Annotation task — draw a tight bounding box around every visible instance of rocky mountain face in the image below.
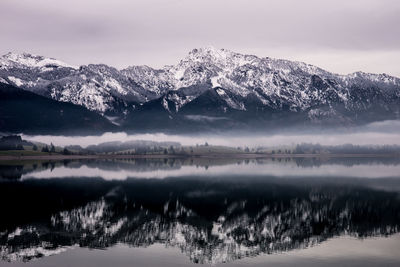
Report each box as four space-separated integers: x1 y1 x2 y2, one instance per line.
1 47 399 132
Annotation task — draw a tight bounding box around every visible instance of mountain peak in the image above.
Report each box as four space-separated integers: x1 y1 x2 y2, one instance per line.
179 46 257 73
187 46 238 61
1 52 77 70
4 51 39 59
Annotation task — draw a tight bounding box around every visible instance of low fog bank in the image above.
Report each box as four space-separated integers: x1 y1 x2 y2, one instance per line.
21 120 400 149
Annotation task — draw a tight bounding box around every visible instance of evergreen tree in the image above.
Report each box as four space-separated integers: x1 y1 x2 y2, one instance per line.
50 143 56 153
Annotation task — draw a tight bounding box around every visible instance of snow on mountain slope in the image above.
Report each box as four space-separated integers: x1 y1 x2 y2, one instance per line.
123 46 400 115
0 55 153 115
1 47 399 126
121 65 173 95
43 64 149 114
0 52 77 71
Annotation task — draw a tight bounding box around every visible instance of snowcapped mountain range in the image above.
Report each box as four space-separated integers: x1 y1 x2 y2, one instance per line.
1 47 399 132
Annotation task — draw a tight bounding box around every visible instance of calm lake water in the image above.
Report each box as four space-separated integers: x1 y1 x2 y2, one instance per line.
1 157 400 266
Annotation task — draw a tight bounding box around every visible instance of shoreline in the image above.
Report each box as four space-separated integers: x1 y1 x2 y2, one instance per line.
0 153 399 161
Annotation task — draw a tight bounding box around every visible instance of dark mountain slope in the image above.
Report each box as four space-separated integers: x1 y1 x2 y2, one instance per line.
0 83 116 134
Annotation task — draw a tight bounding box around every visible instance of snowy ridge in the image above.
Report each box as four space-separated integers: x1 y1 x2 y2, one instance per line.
1 47 400 126
0 52 77 71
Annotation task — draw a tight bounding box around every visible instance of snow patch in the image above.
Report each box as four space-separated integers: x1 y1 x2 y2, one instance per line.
211 76 221 88
0 77 9 84
162 98 170 112
173 69 185 80
104 77 126 95
7 76 24 87
216 88 226 96
105 116 122 126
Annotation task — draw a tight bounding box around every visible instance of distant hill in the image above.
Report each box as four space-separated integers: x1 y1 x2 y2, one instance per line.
0 135 33 150
0 83 115 134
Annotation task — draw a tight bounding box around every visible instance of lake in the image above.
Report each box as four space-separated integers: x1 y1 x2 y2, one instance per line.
1 156 400 266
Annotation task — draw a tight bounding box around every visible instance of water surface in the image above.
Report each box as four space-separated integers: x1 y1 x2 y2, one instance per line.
1 157 399 266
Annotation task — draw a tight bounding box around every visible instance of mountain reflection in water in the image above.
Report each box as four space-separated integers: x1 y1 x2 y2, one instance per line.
0 158 400 264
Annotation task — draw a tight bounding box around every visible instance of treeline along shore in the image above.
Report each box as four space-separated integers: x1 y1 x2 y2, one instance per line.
0 135 399 161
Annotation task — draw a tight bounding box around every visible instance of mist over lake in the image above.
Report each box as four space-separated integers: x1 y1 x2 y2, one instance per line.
19 120 400 148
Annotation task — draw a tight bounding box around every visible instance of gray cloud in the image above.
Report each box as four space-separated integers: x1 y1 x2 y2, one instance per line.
1 0 399 76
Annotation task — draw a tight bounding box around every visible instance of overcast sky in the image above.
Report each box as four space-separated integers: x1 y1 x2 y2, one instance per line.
1 0 399 76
